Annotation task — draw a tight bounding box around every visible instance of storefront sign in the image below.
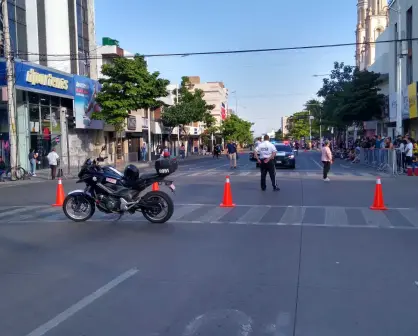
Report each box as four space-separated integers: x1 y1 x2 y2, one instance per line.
13 61 74 97
74 75 103 129
26 69 69 90
408 82 417 119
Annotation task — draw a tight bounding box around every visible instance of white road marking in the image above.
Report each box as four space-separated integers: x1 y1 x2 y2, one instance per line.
25 268 139 336
310 158 323 170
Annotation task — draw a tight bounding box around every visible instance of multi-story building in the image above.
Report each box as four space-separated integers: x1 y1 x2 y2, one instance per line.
281 116 289 136
367 0 418 138
356 0 389 70
25 0 97 78
0 0 102 172
185 76 228 151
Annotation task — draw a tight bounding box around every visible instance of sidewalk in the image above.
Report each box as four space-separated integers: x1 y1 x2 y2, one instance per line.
0 154 210 187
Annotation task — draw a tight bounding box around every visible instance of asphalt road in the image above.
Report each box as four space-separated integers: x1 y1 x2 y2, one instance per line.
1 151 418 335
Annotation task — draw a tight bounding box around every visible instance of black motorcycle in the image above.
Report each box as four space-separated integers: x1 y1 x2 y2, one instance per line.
62 148 177 224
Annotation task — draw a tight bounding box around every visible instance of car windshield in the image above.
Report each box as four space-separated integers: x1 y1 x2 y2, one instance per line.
275 145 292 152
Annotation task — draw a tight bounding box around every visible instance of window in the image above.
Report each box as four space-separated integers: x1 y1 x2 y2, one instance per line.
28 92 39 104
275 145 292 152
15 6 25 24
16 22 27 59
394 23 398 91
78 35 84 51
7 3 15 21
82 6 88 24
76 4 83 33
406 7 413 85
16 0 25 8
8 19 16 54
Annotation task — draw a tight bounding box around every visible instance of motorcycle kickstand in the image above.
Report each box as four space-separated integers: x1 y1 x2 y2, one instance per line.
112 212 124 222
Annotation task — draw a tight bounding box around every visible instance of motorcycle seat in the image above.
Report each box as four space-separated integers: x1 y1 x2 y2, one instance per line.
139 172 160 180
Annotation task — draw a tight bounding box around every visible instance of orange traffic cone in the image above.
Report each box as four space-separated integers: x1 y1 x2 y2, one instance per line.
52 178 65 207
220 175 235 207
152 182 159 191
370 177 387 210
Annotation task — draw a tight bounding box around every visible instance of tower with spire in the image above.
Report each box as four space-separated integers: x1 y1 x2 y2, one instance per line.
355 0 389 70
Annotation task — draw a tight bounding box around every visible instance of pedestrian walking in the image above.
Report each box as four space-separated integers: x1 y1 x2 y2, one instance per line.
255 135 279 191
226 140 237 169
47 148 59 180
321 140 333 181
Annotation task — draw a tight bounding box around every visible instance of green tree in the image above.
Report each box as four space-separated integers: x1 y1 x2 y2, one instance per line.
161 76 215 141
220 114 253 146
304 99 323 137
275 129 284 140
93 54 170 158
286 111 310 140
317 61 385 128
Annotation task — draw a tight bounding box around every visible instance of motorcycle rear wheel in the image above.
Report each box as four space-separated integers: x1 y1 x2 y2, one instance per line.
63 195 96 222
141 190 174 224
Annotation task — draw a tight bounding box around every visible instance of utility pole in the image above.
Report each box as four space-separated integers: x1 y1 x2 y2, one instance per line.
147 108 151 161
2 0 17 179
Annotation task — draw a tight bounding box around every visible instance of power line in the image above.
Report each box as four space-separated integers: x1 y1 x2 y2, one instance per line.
9 37 418 61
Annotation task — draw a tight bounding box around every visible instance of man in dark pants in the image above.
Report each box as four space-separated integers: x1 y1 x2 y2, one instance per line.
255 135 279 191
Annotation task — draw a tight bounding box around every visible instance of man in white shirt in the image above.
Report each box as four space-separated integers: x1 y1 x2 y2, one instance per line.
47 148 60 180
405 138 413 167
255 135 279 191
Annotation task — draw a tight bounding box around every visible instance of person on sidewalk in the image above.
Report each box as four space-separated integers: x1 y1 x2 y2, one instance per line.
141 142 147 162
226 140 237 169
47 148 60 180
28 149 38 176
255 135 279 191
0 156 5 182
321 140 333 182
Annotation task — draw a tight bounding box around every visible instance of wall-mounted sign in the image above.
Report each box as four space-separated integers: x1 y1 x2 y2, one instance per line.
127 115 137 130
13 61 75 97
26 69 69 90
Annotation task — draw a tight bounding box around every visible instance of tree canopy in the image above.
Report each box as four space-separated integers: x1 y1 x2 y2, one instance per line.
317 61 385 128
92 54 170 132
220 114 253 145
161 76 215 134
286 111 311 140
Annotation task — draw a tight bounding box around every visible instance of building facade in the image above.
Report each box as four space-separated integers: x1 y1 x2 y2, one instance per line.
368 0 418 138
281 116 289 136
25 0 98 78
0 0 102 172
356 0 389 70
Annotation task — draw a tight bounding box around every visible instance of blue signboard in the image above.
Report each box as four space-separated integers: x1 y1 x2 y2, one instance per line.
74 75 103 129
14 61 75 97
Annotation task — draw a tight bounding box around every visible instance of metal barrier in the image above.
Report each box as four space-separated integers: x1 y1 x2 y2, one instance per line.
359 148 403 176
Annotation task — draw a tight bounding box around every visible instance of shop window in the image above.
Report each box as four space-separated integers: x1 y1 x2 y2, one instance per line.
50 95 60 107
50 106 61 135
28 92 39 104
29 104 40 134
61 97 73 109
39 94 50 106
40 105 51 139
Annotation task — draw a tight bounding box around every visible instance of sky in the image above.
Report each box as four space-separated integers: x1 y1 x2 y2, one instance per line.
94 0 357 135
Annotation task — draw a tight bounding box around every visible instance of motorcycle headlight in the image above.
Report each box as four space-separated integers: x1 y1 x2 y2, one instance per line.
288 155 294 159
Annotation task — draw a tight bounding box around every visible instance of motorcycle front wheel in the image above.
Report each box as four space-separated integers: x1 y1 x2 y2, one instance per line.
141 190 174 224
63 195 96 222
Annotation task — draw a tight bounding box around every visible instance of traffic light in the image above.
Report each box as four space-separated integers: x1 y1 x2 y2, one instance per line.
67 115 76 128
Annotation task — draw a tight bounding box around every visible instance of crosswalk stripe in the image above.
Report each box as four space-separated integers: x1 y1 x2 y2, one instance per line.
170 204 201 221
325 207 348 226
398 209 418 228
281 206 305 224
1 204 417 229
361 208 391 227
236 206 268 224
